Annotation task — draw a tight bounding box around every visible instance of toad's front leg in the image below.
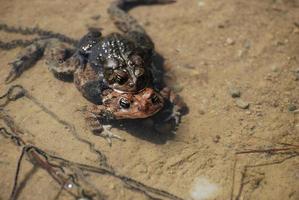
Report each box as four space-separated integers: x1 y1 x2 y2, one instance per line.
84 105 125 146
160 87 188 126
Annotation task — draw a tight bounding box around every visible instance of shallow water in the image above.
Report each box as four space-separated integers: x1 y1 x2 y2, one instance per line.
0 0 299 199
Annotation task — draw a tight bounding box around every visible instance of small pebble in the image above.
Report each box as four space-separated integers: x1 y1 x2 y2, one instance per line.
183 64 195 69
91 14 101 20
144 21 151 26
288 104 297 112
235 99 249 109
172 84 184 92
175 48 181 53
197 0 205 7
250 125 256 130
213 135 221 143
244 40 251 49
238 49 245 57
226 38 235 45
218 24 225 28
245 110 251 115
200 61 208 66
271 65 279 72
109 183 115 189
229 87 241 98
198 109 205 115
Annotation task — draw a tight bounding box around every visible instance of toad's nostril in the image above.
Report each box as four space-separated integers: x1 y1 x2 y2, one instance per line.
151 94 161 104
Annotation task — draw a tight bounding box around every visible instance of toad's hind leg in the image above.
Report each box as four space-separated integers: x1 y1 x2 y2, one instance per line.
109 0 176 86
108 0 175 34
108 0 175 51
44 41 79 80
5 38 78 83
5 40 48 83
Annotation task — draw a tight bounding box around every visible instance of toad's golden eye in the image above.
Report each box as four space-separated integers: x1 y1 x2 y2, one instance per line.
115 74 127 85
119 98 130 109
114 71 128 85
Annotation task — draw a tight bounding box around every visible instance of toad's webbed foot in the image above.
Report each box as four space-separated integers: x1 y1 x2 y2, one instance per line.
5 40 48 83
85 106 125 146
164 105 181 125
97 125 125 146
160 87 188 126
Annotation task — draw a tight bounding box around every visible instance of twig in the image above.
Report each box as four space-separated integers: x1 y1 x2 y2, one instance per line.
233 147 299 200
0 127 25 146
0 88 185 200
0 85 109 168
236 147 298 154
230 157 237 200
234 167 248 200
9 147 26 200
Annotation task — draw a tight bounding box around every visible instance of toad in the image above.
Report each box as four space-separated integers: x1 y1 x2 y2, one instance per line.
85 87 165 144
85 85 186 144
4 0 187 143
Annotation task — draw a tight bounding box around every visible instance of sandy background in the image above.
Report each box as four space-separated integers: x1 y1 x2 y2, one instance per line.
0 0 299 199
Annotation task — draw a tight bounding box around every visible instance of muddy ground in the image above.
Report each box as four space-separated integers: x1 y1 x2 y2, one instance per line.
0 0 299 200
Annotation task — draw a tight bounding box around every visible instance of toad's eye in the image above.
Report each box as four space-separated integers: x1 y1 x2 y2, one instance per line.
119 98 130 109
151 94 161 104
115 73 128 85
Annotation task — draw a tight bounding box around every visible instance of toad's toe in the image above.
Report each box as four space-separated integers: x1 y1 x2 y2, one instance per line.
94 125 125 146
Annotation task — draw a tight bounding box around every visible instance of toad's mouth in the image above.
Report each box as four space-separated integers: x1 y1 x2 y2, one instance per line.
113 87 145 94
113 105 163 119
